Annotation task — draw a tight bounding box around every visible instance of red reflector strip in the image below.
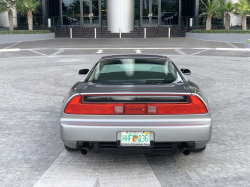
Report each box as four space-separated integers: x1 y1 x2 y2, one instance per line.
64 95 207 115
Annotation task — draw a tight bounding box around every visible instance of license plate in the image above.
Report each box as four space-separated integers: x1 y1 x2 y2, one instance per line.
120 132 150 146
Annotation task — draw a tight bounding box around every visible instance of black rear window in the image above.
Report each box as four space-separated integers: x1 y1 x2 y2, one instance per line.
86 58 184 84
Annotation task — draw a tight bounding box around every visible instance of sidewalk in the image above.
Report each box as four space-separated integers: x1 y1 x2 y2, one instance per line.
0 38 244 50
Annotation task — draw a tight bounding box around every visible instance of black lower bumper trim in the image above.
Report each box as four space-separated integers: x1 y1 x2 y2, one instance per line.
86 141 179 154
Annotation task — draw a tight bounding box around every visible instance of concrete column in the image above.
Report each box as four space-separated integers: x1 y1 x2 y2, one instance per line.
107 0 134 33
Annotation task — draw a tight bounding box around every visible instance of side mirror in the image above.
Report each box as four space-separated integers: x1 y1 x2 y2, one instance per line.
79 69 89 75
180 68 191 75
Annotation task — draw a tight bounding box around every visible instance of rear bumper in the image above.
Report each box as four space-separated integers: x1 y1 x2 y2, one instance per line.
60 114 212 149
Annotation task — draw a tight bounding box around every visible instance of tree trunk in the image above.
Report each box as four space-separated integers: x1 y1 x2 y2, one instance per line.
206 15 212 30
8 9 14 31
242 15 246 30
27 11 33 31
225 12 230 30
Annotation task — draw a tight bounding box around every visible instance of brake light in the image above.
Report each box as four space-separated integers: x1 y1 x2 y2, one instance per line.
64 95 207 115
64 96 124 114
147 95 207 114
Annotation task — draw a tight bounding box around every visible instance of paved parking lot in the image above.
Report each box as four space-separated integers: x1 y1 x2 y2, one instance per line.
1 38 250 187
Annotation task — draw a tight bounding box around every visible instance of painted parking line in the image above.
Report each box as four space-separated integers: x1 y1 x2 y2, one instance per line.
96 50 103 53
0 48 20 52
49 49 64 56
216 48 250 51
191 49 209 56
4 42 21 49
134 49 142 53
175 49 187 55
28 49 47 56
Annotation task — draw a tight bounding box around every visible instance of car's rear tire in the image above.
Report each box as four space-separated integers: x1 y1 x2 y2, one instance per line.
191 146 206 152
64 144 80 151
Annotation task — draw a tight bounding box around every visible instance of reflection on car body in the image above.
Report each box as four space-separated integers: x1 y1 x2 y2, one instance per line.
60 55 211 156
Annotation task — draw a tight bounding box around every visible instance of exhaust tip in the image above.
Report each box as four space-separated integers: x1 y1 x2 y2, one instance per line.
182 148 190 156
80 148 88 155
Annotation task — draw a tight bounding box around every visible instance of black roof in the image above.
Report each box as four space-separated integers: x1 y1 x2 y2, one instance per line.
100 54 169 60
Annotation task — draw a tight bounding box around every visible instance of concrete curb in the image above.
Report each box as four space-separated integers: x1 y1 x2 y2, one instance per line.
0 33 55 44
186 32 250 43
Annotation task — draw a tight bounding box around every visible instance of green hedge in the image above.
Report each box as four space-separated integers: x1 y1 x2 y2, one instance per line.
0 30 51 35
190 30 250 33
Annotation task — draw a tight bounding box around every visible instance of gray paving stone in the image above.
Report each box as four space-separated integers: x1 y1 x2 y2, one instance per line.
0 43 250 187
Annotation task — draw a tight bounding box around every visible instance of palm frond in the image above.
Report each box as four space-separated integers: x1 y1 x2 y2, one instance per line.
16 0 41 14
234 0 250 16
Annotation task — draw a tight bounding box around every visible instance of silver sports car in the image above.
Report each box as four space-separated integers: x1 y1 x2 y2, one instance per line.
60 55 211 155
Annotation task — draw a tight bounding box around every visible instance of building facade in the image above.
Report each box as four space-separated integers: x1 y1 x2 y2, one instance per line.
42 0 199 33
0 0 249 32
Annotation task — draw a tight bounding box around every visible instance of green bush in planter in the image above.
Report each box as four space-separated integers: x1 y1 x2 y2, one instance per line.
247 39 250 43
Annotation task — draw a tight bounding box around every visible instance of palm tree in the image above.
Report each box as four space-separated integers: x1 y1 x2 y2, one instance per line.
233 0 250 30
221 0 234 30
200 0 224 30
16 0 41 31
0 0 16 30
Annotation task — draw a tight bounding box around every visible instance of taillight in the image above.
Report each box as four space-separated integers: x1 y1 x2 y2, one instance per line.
64 95 207 115
64 96 124 115
147 95 207 114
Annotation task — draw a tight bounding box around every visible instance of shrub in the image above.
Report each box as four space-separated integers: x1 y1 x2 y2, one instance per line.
190 29 250 33
0 30 51 35
247 39 250 43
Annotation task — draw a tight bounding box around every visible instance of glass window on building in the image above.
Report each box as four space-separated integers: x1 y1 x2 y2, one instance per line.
82 0 99 25
152 0 158 25
92 0 99 24
62 0 81 25
161 0 179 26
83 0 90 24
134 0 140 26
101 0 107 27
143 0 149 24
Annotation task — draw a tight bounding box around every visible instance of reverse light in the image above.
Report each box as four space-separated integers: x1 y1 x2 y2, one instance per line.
148 106 157 113
114 106 124 114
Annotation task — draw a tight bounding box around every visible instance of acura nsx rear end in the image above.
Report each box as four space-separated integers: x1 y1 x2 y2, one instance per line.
60 55 211 155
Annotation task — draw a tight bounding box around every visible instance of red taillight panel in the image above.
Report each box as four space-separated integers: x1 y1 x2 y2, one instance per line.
64 95 82 114
64 96 124 115
147 96 207 114
64 95 207 115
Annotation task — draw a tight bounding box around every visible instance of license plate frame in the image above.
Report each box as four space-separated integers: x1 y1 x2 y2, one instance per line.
120 131 150 146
